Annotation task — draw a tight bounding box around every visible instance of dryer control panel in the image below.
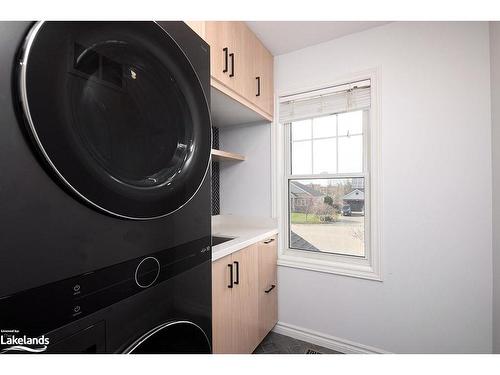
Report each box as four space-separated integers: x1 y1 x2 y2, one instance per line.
0 236 211 338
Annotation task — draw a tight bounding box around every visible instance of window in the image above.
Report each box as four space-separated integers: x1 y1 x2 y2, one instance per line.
289 111 367 257
278 77 381 280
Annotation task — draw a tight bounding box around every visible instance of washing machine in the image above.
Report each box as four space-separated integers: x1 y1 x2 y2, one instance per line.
0 21 212 353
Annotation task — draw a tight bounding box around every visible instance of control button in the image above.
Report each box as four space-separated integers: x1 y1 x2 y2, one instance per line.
72 305 82 317
135 257 160 289
73 284 81 294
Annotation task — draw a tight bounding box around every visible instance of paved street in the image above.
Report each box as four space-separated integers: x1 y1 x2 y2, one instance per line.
291 215 365 256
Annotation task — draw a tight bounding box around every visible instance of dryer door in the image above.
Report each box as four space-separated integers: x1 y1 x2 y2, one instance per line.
124 321 211 354
19 21 211 220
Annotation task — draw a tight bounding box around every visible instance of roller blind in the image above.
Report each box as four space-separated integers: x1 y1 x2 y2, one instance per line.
279 79 371 123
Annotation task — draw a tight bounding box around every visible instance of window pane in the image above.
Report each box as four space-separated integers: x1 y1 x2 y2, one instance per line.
313 115 336 138
292 140 312 174
313 138 336 174
338 135 363 173
289 178 365 257
338 110 363 136
291 119 312 141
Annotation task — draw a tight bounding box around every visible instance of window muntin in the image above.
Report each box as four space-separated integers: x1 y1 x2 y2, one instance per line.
287 109 368 258
290 111 364 176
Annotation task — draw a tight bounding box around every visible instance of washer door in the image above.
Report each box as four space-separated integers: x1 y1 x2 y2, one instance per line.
19 21 211 219
124 321 211 354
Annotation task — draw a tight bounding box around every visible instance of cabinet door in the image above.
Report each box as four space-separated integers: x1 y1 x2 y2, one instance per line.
253 40 274 117
259 46 274 116
243 29 274 117
258 236 278 342
229 22 252 99
241 27 260 106
231 244 259 353
212 254 234 354
205 21 243 91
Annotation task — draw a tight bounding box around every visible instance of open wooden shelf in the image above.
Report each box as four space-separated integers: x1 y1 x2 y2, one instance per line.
211 149 246 162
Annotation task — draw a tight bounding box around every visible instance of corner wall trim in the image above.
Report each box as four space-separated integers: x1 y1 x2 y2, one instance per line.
272 321 390 354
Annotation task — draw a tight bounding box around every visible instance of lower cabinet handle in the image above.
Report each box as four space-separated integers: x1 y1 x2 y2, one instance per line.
229 53 235 77
227 264 233 288
233 261 239 285
265 284 276 294
263 238 275 244
223 47 228 73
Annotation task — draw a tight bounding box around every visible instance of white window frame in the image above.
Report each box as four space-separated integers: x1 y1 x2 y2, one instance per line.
272 69 382 281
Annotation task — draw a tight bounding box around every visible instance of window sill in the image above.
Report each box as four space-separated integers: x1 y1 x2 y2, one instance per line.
278 250 382 281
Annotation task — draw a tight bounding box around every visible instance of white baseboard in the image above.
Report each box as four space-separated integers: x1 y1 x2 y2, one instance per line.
272 321 390 354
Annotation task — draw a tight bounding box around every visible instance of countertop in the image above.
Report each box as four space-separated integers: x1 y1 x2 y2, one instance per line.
211 215 278 261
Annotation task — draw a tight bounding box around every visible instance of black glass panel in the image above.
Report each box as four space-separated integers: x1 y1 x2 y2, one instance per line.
21 22 211 219
70 40 192 188
0 236 211 338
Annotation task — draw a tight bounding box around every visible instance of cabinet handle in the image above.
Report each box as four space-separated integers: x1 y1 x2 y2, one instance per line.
256 76 261 97
265 284 276 294
229 53 234 77
263 238 275 244
233 261 239 285
227 264 233 288
223 47 228 73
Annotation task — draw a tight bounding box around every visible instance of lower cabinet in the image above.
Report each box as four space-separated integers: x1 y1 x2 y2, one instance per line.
212 236 278 354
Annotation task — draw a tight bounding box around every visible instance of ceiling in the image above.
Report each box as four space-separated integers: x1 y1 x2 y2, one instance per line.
245 21 390 56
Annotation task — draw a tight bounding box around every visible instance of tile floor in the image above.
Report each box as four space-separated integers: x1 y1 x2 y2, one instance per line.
253 332 341 354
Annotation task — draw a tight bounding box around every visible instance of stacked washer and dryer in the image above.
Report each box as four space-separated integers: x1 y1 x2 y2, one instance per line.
0 21 212 353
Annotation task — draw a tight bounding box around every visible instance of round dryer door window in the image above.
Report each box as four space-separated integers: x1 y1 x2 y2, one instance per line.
19 21 211 219
124 321 211 354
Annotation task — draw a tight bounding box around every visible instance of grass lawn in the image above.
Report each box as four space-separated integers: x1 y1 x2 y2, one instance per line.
290 212 322 224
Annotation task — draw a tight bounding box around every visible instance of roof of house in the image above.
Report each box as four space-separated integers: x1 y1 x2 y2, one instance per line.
290 181 325 198
290 231 320 252
343 189 365 201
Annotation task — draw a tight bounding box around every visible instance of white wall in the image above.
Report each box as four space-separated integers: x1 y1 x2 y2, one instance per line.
219 122 272 217
275 22 493 353
490 21 500 354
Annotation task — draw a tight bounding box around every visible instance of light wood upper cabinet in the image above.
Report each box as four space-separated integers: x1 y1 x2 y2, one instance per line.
185 21 274 121
248 29 274 117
